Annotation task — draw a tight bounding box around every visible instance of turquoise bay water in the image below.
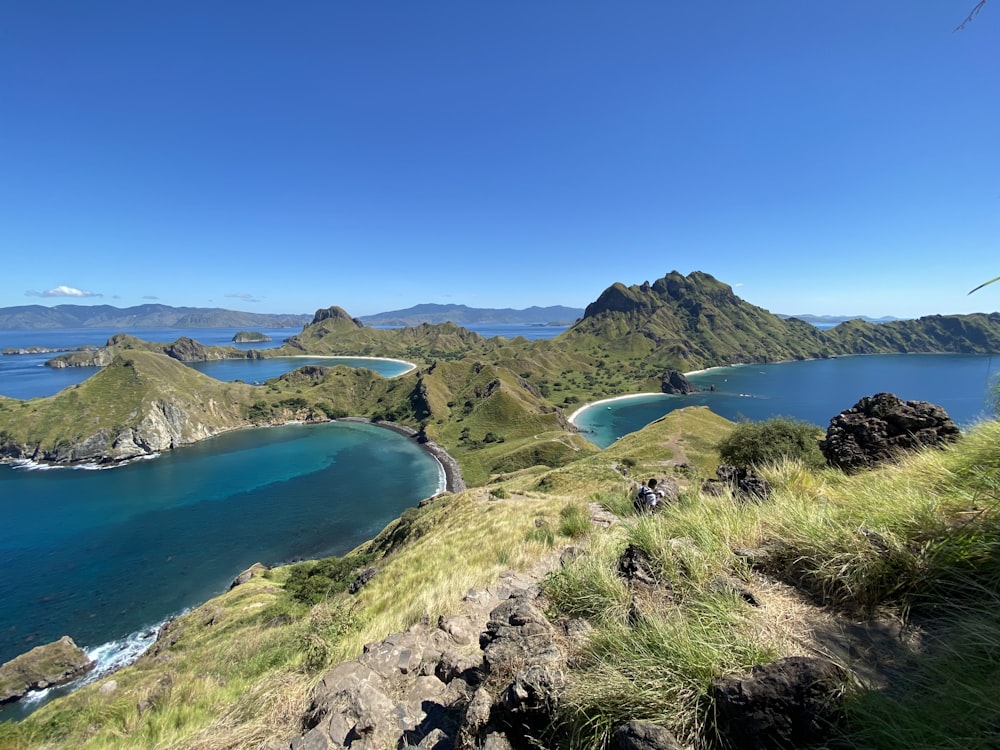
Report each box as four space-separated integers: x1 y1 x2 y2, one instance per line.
574 354 1000 448
186 356 413 382
0 421 442 718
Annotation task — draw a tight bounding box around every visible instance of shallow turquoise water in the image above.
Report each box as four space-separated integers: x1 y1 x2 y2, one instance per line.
0 420 442 717
574 354 1000 448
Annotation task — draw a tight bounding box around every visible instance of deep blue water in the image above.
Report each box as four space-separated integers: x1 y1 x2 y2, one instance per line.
0 420 442 719
573 354 1000 448
0 327 300 400
0 324 564 399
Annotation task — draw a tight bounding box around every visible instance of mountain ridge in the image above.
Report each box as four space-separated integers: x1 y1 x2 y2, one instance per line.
358 303 583 326
0 304 312 330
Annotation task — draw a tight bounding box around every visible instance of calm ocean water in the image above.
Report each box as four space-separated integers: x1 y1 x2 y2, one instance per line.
0 325 566 399
3 324 994 717
0 324 563 718
573 354 1000 449
0 420 443 720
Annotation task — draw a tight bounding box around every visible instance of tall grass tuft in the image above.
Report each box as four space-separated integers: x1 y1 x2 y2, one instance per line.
555 592 774 748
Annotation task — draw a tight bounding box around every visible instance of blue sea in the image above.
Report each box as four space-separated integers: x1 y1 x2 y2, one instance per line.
0 323 564 718
0 420 443 720
3 324 995 719
573 354 1000 449
0 324 566 399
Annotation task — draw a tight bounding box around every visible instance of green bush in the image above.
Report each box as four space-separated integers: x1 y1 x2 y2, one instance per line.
716 417 825 470
284 551 376 605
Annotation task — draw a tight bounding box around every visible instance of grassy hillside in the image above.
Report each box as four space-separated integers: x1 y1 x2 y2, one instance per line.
0 352 254 462
3 411 997 749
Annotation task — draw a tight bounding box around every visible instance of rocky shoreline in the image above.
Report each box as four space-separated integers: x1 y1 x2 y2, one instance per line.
357 418 466 494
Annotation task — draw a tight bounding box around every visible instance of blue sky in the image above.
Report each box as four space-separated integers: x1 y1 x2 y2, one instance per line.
2 2 997 319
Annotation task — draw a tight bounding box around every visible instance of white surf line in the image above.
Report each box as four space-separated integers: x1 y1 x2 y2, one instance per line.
285 355 417 376
567 392 667 426
566 365 732 426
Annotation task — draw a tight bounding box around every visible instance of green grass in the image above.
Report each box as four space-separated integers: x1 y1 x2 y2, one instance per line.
539 420 1000 749
4 398 1000 749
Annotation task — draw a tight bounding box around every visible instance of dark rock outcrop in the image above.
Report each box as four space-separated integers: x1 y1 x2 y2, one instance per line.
709 656 845 750
0 636 94 704
288 564 568 750
819 392 961 472
612 721 684 750
703 465 772 502
660 370 698 395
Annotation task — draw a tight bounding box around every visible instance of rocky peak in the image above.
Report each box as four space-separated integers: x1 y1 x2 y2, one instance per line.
310 306 363 327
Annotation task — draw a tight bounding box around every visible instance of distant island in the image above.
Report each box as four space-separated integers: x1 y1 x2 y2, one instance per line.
232 331 272 343
357 303 584 327
0 304 312 330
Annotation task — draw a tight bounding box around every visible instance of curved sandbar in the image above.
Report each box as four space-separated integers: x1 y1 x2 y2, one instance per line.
287 355 417 377
567 365 729 427
567 392 669 426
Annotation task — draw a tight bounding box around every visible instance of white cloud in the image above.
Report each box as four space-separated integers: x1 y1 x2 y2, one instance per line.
225 292 261 303
26 285 103 298
142 295 160 300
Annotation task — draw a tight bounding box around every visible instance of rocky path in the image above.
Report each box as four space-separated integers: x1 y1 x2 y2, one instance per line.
280 504 616 750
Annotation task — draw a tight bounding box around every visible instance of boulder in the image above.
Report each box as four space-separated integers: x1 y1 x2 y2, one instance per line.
0 636 94 704
660 370 698 395
819 392 961 472
710 656 845 750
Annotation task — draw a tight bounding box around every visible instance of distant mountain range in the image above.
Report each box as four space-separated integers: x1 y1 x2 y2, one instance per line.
777 314 901 325
0 302 907 332
358 304 584 326
0 304 312 330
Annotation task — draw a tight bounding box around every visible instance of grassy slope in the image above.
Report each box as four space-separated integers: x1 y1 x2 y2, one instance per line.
0 352 254 458
4 412 997 749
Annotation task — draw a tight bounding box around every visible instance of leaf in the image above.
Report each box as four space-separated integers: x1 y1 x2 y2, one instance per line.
968 276 1000 295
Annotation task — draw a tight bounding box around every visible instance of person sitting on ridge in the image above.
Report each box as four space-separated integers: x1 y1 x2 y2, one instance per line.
634 477 661 513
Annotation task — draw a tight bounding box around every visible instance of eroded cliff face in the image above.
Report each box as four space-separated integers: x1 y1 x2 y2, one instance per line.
0 402 246 465
106 398 243 461
0 349 268 466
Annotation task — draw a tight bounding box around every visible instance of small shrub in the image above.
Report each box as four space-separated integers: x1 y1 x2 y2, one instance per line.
716 417 825 470
284 551 376 605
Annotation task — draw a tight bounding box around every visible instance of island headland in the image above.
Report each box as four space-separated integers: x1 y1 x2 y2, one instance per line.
2 270 999 748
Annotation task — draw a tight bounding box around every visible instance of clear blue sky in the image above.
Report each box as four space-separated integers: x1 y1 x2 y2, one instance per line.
2 2 997 319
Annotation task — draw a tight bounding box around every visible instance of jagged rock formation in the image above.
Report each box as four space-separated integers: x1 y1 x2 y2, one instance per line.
819 392 961 472
0 636 93 705
287 565 568 750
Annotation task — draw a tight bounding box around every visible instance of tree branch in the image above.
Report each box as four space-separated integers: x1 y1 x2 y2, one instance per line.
955 0 988 31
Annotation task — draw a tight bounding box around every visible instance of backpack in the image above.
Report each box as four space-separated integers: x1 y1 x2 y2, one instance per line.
635 485 656 510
